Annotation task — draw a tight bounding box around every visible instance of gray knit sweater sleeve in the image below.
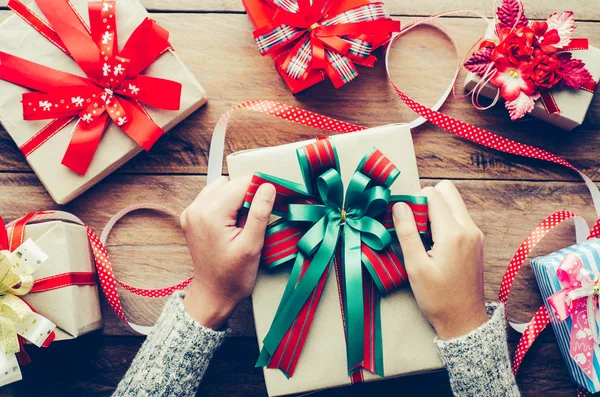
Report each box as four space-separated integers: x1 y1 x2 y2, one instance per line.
113 291 227 397
435 302 520 397
114 296 517 397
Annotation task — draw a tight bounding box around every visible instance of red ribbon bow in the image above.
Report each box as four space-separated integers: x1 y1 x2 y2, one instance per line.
0 0 182 175
254 0 400 87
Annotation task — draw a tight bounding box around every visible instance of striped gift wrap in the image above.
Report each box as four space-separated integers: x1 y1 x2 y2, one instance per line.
531 238 600 392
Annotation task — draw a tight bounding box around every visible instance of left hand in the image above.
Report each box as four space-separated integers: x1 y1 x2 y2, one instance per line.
181 176 276 329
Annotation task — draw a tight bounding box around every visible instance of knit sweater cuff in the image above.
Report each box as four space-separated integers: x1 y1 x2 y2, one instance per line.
112 291 228 396
157 290 228 348
434 303 520 397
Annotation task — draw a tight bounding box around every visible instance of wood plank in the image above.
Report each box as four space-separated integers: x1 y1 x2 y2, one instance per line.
0 0 590 20
0 173 594 337
0 0 597 18
0 13 598 182
141 0 600 20
0 333 577 396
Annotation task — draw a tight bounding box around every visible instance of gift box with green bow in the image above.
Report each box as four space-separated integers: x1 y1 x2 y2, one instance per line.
228 124 443 396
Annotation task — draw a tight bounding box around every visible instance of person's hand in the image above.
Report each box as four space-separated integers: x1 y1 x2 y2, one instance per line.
392 180 488 340
180 176 276 329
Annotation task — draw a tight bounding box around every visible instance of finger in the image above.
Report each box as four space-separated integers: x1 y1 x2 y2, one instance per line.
434 180 474 227
212 176 253 218
392 202 428 267
422 186 458 237
240 183 276 246
196 176 229 200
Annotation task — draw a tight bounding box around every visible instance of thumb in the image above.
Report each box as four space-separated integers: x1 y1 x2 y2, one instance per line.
393 203 428 267
240 183 276 246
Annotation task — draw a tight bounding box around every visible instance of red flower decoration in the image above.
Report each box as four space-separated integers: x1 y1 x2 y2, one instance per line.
463 0 596 121
490 57 536 101
529 49 562 89
531 21 561 53
494 26 534 65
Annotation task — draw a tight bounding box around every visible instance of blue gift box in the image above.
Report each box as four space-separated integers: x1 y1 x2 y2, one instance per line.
531 238 600 393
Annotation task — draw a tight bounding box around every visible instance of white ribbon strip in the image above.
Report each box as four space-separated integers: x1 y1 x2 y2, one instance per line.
15 312 55 348
11 239 48 276
0 352 21 387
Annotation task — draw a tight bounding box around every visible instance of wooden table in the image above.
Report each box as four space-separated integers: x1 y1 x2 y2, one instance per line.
0 0 598 395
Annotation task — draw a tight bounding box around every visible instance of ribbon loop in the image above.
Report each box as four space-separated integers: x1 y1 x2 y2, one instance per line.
316 168 344 211
347 217 390 251
361 186 390 218
296 216 328 256
344 171 372 215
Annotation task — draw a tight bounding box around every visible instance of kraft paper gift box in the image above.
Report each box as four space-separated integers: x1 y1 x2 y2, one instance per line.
464 26 600 131
227 124 443 396
0 0 207 204
531 238 600 393
7 220 102 341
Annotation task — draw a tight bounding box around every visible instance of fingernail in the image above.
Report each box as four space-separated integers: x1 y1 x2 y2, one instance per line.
393 202 409 218
259 184 276 201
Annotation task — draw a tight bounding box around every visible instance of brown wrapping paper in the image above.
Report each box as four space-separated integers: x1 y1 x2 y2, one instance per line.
0 0 207 204
464 26 600 131
8 221 102 340
227 124 443 396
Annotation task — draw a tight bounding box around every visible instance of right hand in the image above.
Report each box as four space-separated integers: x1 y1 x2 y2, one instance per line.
392 180 488 340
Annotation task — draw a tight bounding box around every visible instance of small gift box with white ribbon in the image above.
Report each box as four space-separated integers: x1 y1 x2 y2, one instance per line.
0 0 207 204
0 212 103 387
227 124 443 396
531 238 600 393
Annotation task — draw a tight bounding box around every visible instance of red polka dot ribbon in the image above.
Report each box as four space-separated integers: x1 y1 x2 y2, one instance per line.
499 211 579 305
96 204 193 334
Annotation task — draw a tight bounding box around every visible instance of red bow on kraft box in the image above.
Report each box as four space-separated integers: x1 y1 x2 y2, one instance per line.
243 0 400 93
0 0 182 175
